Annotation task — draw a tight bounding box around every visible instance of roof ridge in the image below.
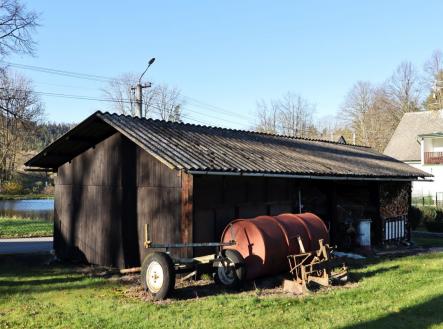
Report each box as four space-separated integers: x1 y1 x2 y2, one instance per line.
99 111 371 149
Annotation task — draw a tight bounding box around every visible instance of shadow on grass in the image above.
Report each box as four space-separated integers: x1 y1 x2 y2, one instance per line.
0 253 109 295
342 295 443 329
0 254 69 278
348 265 400 283
0 276 87 287
0 280 109 296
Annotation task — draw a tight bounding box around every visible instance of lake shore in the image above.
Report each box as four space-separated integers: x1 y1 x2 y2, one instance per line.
0 194 54 201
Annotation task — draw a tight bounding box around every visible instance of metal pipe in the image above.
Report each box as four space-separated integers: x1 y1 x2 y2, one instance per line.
24 167 56 173
187 170 430 182
149 242 235 249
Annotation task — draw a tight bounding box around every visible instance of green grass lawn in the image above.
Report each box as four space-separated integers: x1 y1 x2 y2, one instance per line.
1 252 443 329
0 194 54 200
0 217 53 238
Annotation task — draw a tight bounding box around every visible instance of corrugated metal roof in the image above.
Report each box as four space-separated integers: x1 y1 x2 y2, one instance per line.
26 111 430 179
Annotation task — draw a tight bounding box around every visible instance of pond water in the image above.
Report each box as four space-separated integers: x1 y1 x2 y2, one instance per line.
0 199 54 221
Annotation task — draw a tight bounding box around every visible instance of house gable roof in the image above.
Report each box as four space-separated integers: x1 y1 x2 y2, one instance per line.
26 111 430 179
384 110 443 162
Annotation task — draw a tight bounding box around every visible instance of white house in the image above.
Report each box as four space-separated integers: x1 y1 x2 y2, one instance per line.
384 110 443 198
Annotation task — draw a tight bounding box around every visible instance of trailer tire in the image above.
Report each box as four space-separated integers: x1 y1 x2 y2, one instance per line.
215 249 245 289
141 252 175 301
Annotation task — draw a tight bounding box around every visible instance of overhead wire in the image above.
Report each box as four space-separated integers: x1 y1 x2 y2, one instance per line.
0 86 246 128
0 61 254 128
1 60 255 119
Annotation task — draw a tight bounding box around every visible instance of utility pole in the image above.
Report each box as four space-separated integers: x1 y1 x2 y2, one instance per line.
133 82 151 117
132 57 156 117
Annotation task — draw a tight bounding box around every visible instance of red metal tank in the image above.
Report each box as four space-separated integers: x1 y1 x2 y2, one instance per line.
221 216 288 280
275 213 329 253
221 212 329 280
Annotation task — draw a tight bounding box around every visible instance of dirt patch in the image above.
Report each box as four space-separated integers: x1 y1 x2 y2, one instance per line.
120 272 356 303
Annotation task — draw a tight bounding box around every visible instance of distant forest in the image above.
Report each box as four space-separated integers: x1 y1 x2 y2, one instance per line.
25 122 74 151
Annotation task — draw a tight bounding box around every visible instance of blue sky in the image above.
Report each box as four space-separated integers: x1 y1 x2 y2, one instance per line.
7 1 443 128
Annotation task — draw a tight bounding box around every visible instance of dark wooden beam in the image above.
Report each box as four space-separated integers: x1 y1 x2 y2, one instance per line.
42 153 72 161
65 136 97 148
181 171 193 258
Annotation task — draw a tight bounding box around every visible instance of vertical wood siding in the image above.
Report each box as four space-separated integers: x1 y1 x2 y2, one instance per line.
55 132 183 268
55 132 127 267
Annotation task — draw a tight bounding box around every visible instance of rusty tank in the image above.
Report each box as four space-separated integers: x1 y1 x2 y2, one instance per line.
221 212 329 280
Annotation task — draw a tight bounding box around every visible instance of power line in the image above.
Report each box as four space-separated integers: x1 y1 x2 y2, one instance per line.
0 86 248 128
182 95 255 121
1 61 118 83
180 105 247 127
1 60 256 121
33 80 101 91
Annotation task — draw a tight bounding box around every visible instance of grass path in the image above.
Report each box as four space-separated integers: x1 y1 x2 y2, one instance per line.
1 252 443 328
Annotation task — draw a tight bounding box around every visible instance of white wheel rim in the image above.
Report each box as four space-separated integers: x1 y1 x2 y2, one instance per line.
146 261 164 293
218 259 236 285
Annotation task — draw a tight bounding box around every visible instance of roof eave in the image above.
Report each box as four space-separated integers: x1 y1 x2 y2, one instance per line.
187 170 431 181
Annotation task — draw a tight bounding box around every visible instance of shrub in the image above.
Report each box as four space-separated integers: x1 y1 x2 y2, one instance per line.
1 181 24 195
422 207 443 232
43 184 54 195
421 206 437 223
408 206 423 230
32 181 44 193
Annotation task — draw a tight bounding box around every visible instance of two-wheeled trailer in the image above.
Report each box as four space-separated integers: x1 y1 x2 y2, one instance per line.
141 224 245 300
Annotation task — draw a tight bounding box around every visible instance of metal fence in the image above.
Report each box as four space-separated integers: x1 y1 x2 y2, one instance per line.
383 215 407 244
411 192 443 208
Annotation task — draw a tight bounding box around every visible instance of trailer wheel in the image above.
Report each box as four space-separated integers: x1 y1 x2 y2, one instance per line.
215 249 245 289
141 252 175 300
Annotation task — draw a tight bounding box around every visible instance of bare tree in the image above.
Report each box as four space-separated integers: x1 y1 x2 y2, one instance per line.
102 73 136 115
423 50 443 111
253 92 316 138
340 81 374 146
0 69 43 180
102 74 184 122
254 99 278 134
0 0 39 56
385 61 421 121
154 84 182 121
278 92 316 138
424 50 443 87
340 80 406 151
315 115 342 141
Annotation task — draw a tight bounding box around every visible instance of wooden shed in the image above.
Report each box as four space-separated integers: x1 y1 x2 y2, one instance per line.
26 112 430 268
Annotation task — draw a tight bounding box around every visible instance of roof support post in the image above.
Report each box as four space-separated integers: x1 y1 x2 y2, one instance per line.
180 171 193 258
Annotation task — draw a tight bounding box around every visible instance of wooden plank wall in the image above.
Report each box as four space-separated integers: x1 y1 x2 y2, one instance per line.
135 146 183 261
55 130 188 267
55 132 129 267
55 132 186 267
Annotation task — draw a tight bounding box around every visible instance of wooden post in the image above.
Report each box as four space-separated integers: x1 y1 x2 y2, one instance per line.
181 171 193 258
